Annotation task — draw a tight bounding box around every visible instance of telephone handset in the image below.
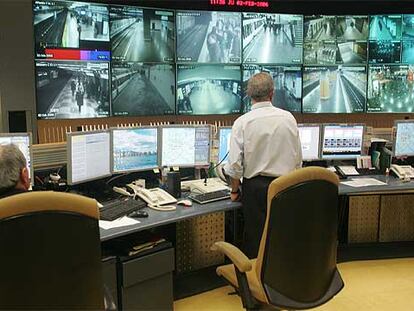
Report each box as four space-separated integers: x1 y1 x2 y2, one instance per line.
127 184 177 211
390 164 414 179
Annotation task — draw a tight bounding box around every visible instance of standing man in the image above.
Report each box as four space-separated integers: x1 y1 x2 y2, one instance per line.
0 144 30 199
224 72 302 258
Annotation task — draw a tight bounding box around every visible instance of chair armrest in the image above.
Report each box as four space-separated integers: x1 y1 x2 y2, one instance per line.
211 241 252 273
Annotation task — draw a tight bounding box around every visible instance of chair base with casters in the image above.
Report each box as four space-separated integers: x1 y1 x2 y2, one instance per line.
211 167 345 310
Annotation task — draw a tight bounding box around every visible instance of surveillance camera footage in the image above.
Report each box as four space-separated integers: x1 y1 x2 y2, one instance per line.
176 11 241 63
336 16 369 41
36 61 110 119
34 0 109 56
368 65 414 113
305 15 336 42
369 15 402 41
110 5 174 62
304 41 337 65
111 63 175 116
177 65 241 115
337 41 367 64
242 13 303 64
303 66 366 113
242 65 302 112
403 15 414 40
368 41 401 64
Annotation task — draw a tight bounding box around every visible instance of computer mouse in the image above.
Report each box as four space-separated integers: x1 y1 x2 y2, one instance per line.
128 210 149 218
177 199 192 207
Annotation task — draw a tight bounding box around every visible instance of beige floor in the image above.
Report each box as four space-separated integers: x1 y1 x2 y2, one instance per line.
174 258 414 310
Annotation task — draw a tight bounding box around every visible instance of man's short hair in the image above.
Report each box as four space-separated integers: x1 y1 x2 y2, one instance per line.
246 72 274 102
0 144 27 191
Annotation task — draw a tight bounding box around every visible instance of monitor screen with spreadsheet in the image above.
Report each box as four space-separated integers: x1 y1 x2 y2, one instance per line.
0 133 33 186
393 120 414 157
161 126 211 167
111 127 158 173
322 124 364 160
67 131 111 185
298 124 321 161
218 127 231 164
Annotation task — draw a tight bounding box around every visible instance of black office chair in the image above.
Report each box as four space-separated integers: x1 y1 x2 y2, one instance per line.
212 167 344 310
0 191 105 310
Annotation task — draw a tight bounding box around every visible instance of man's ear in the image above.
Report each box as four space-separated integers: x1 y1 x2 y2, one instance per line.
21 167 30 189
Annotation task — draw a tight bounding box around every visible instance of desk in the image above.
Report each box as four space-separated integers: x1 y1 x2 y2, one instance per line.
100 199 241 242
337 175 414 261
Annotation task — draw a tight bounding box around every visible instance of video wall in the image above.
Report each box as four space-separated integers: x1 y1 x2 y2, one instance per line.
33 1 414 119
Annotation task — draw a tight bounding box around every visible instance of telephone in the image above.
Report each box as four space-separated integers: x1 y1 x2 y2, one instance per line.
390 164 414 179
127 183 177 211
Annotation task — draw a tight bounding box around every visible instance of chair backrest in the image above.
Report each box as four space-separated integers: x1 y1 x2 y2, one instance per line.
255 167 343 309
0 191 104 310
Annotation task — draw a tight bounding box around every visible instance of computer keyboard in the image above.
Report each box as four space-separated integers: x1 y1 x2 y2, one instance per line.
99 198 147 221
189 190 230 204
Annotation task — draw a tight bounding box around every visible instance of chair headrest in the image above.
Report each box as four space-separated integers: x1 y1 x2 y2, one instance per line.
0 191 99 220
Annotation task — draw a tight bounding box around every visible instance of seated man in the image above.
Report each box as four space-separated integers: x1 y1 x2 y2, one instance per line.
0 144 30 199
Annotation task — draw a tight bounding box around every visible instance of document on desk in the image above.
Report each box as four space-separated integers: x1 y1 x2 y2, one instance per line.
341 178 387 187
99 216 140 230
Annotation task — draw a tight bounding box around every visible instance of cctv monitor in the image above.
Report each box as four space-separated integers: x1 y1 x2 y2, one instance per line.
298 124 321 161
321 124 365 160
111 127 158 173
161 125 211 167
0 133 34 186
176 64 242 115
176 10 242 63
242 13 303 64
67 131 111 185
367 64 414 113
302 65 366 113
110 5 174 63
218 127 231 163
393 120 414 157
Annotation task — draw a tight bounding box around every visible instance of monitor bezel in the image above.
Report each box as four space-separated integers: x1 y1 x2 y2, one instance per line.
393 119 414 157
66 130 112 186
321 123 365 160
297 123 322 161
159 124 212 168
110 126 160 174
0 132 34 186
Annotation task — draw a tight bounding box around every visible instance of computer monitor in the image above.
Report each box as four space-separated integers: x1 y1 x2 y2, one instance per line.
67 131 111 185
298 124 321 161
111 127 159 173
322 124 365 160
161 125 211 167
393 120 414 157
218 127 232 163
0 133 33 186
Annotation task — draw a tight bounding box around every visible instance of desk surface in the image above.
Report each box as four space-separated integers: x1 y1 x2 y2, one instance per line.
100 199 241 242
339 175 414 195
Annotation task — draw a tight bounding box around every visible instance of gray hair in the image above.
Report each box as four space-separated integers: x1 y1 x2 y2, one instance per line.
246 72 274 102
0 144 27 190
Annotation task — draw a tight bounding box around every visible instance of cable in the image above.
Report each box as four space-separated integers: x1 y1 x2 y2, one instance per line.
105 172 132 185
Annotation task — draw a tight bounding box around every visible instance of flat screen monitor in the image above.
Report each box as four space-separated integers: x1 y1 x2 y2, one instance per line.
242 13 303 64
298 124 321 161
218 127 231 163
67 131 111 185
35 60 110 119
302 65 366 113
242 64 302 113
33 0 110 57
393 120 414 157
322 124 364 160
161 126 211 167
369 15 402 41
111 127 158 173
176 10 241 63
110 5 174 63
111 62 175 116
0 133 33 186
177 64 241 115
367 64 414 113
